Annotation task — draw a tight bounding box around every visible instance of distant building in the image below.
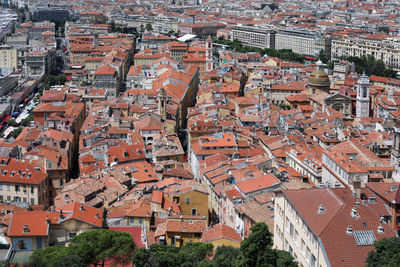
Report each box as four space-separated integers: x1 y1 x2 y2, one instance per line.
275 28 329 57
33 8 70 23
25 47 56 76
0 46 17 70
178 23 225 37
232 26 275 49
331 36 400 71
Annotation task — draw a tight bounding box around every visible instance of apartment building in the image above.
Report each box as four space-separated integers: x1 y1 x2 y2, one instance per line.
286 144 323 186
231 26 275 49
331 36 400 71
0 157 49 206
321 140 394 188
275 29 328 57
274 188 396 267
25 47 56 76
0 46 17 69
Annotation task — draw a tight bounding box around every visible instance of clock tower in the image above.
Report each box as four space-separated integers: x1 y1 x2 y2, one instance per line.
356 72 370 118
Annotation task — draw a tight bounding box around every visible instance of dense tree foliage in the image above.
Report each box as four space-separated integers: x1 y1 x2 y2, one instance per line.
346 55 397 78
109 21 129 33
28 224 296 267
213 39 305 63
366 237 400 267
212 245 241 267
27 229 136 267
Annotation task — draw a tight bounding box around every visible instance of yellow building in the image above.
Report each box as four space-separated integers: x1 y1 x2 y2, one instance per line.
164 181 209 224
201 223 243 249
155 216 206 247
0 46 18 69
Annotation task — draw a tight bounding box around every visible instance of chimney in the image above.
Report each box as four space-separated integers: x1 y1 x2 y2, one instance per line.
377 223 384 234
351 207 359 217
346 225 353 235
80 204 85 211
317 204 326 214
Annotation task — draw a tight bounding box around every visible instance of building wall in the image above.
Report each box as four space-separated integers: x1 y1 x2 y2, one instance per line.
331 38 400 71
207 238 241 249
0 181 45 206
165 231 202 247
276 29 324 57
49 220 99 244
0 47 17 69
232 27 275 49
274 192 330 267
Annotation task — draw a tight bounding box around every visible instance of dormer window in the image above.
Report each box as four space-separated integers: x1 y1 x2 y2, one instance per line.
123 152 129 158
346 225 353 235
10 171 15 176
351 207 359 217
318 204 326 214
368 196 376 204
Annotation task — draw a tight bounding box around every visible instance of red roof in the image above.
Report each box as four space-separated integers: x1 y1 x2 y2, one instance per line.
235 174 280 195
201 223 242 243
110 226 146 248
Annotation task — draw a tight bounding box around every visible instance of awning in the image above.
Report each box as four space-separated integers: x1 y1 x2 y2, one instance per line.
2 116 11 123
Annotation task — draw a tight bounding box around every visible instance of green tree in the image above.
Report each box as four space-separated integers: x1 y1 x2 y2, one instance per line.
178 242 213 265
213 245 240 267
318 49 329 64
147 244 180 267
102 208 108 228
28 245 83 267
68 229 136 267
132 247 151 267
145 23 153 31
236 223 297 267
21 113 34 127
236 222 276 267
276 250 297 267
366 237 400 267
6 119 18 127
10 127 23 138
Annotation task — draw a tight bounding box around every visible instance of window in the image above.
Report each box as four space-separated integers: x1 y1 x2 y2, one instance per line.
30 198 34 205
285 217 290 232
191 209 197 216
7 196 11 201
185 197 190 204
0 184 2 190
6 185 10 191
139 218 144 224
69 233 77 239
301 239 306 256
171 236 175 246
295 230 299 247
31 187 34 193
15 185 19 192
0 196 3 202
310 253 316 267
129 217 135 225
290 223 294 239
